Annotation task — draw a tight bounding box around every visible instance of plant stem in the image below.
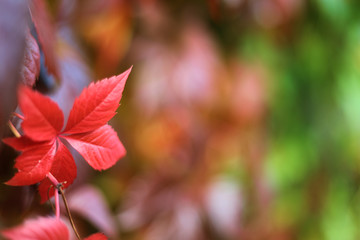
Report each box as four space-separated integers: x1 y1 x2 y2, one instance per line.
47 186 56 213
54 187 60 219
9 114 81 238
46 173 60 220
59 187 82 240
7 121 21 138
7 112 24 137
47 172 59 185
12 112 24 120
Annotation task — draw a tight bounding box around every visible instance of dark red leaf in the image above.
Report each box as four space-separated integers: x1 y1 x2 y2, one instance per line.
6 140 56 186
19 86 64 141
63 67 131 134
1 217 69 240
21 30 40 86
29 0 60 80
63 124 125 170
38 140 77 203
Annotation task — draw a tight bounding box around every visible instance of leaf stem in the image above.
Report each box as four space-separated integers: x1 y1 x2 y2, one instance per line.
12 112 24 120
58 187 82 240
47 185 56 213
46 173 61 220
7 121 21 138
46 173 81 239
54 187 60 219
46 172 59 185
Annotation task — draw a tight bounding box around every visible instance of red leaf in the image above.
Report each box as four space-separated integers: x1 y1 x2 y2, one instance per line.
19 86 64 141
6 140 56 186
1 217 69 240
63 67 131 134
63 124 125 170
4 65 130 193
2 136 42 151
38 141 77 203
21 30 40 86
84 233 107 240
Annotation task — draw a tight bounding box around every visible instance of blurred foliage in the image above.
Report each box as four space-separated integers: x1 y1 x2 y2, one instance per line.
2 0 360 239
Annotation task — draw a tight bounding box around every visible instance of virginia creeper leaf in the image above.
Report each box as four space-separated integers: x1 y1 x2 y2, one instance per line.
20 86 64 141
63 124 126 170
63 67 131 134
2 136 43 151
4 68 131 198
1 217 69 240
38 141 77 203
6 140 56 186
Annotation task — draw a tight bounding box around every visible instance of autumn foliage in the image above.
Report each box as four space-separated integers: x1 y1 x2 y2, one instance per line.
0 0 133 238
1 67 131 240
3 0 358 239
4 68 131 202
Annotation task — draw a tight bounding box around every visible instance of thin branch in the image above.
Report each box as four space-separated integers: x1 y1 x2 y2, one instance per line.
7 121 21 138
58 187 82 240
47 185 56 213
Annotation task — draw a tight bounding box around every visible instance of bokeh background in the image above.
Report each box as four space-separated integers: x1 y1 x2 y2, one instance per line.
1 0 360 239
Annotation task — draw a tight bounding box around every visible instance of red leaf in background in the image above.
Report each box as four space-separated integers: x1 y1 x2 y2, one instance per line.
38 141 77 203
63 124 126 170
29 0 60 80
1 217 69 240
1 216 107 240
63 67 131 134
6 140 56 186
84 233 107 240
21 30 40 86
19 86 64 141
